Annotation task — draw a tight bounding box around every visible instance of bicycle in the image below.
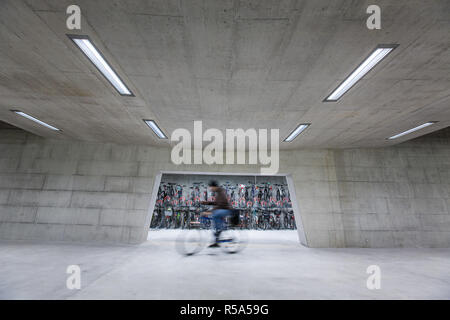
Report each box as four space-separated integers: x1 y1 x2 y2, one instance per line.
176 214 247 256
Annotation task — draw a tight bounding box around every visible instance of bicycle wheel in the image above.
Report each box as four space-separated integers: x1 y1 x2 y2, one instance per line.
176 229 206 256
219 229 247 254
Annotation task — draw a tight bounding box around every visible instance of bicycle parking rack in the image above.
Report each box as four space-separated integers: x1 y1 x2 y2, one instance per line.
145 171 308 247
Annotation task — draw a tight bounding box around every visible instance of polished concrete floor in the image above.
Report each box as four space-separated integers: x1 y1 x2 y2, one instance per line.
0 230 449 300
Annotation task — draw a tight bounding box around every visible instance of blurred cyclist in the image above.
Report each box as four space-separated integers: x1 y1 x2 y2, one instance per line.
201 180 232 248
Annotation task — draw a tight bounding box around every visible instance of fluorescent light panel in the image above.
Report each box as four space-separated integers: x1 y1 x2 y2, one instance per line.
388 122 437 140
284 124 310 142
12 110 60 131
144 120 167 139
325 45 398 102
68 35 133 96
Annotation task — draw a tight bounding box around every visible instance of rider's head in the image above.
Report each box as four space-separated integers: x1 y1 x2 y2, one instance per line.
208 180 219 192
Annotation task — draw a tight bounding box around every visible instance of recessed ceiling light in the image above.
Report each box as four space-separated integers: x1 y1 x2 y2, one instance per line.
325 44 398 102
144 120 167 139
387 122 437 140
284 124 310 142
67 34 133 96
11 110 60 131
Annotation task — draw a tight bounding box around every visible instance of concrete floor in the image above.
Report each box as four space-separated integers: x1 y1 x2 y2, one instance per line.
0 230 449 300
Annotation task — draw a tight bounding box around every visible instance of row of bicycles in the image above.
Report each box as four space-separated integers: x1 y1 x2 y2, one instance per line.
150 206 297 230
155 181 292 209
150 181 297 230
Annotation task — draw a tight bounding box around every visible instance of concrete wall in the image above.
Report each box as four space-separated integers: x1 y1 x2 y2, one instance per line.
0 127 449 247
334 128 450 248
0 129 156 243
0 127 336 245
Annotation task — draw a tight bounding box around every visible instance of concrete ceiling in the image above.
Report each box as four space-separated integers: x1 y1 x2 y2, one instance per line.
0 0 449 149
0 120 18 130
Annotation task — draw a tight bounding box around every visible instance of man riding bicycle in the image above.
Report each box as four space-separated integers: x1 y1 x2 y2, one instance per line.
201 180 232 248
